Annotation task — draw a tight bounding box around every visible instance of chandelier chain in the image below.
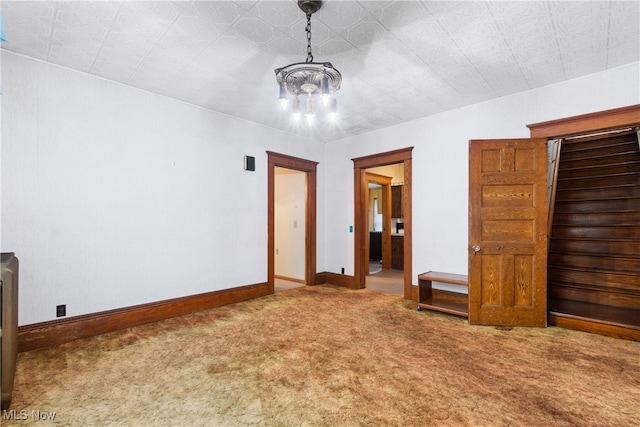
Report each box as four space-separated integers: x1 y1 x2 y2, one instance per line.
305 10 313 63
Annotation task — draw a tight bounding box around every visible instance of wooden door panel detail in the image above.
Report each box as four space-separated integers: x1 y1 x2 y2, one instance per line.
482 149 503 172
480 255 502 306
482 185 534 207
469 138 548 327
479 254 535 308
515 148 536 172
514 255 534 307
482 220 533 241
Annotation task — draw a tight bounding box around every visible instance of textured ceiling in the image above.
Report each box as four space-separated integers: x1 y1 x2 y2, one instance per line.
2 1 639 143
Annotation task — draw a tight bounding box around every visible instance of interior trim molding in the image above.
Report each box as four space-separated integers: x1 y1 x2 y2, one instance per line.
527 104 640 138
352 147 414 299
18 282 270 353
267 151 318 293
316 271 357 289
549 313 640 342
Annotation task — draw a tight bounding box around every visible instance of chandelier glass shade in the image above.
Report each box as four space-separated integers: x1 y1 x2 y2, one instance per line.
275 1 341 124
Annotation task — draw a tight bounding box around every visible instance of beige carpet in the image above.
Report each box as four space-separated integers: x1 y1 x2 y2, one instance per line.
5 285 640 426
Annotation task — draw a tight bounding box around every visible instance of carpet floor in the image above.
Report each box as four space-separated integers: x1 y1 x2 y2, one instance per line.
5 285 640 426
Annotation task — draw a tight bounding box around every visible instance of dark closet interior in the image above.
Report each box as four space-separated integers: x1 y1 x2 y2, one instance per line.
547 129 640 334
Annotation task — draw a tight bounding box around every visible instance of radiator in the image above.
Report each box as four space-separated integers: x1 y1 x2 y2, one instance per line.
1 252 19 410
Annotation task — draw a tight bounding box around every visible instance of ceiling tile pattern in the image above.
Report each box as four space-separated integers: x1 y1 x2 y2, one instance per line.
2 0 638 143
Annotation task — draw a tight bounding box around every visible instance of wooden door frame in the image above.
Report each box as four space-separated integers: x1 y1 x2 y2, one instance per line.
267 151 318 293
365 172 392 270
352 147 413 299
527 104 640 139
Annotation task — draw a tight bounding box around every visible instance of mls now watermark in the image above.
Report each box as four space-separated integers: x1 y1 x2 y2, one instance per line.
3 409 57 421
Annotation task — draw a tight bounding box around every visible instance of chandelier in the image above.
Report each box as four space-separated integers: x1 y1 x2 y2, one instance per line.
275 0 342 124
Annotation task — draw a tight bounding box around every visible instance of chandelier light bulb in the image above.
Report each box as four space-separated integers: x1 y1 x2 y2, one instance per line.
292 96 301 121
305 95 315 125
321 76 330 106
279 97 288 111
329 97 338 121
278 84 288 110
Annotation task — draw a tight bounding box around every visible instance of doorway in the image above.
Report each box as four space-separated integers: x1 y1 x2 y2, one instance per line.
267 152 318 294
365 168 402 295
352 147 414 299
274 167 307 292
364 172 392 274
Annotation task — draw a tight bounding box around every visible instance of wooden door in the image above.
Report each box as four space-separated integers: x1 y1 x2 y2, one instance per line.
468 138 549 327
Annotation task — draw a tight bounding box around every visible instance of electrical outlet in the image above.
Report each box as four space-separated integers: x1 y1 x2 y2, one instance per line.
56 304 66 318
341 267 345 275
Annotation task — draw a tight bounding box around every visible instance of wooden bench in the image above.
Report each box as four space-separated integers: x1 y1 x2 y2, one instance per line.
417 271 469 318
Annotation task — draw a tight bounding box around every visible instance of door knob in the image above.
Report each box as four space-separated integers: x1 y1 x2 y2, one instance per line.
472 245 481 253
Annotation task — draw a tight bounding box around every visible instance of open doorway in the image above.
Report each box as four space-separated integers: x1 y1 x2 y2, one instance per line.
267 152 318 294
274 167 306 292
365 165 404 295
368 182 384 274
352 147 414 299
364 172 392 274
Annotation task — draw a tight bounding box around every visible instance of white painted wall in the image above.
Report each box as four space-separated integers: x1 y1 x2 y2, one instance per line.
324 62 640 281
1 52 326 325
275 167 306 281
2 50 638 326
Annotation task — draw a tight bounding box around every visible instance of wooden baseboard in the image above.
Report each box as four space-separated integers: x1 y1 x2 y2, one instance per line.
22 277 637 352
18 282 270 353
549 312 640 342
316 272 357 289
